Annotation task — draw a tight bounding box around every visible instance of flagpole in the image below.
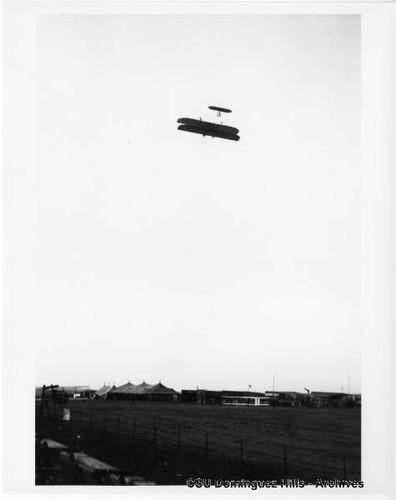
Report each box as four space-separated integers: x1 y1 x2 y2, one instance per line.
348 369 351 394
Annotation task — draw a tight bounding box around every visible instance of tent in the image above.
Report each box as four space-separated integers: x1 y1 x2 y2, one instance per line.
94 384 114 399
107 381 179 401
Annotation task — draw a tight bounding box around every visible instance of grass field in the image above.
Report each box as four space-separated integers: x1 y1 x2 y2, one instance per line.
39 399 360 483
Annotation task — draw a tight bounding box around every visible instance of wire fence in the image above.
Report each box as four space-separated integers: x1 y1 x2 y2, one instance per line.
36 402 361 482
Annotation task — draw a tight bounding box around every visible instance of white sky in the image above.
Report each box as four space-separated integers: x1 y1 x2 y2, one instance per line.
36 14 361 393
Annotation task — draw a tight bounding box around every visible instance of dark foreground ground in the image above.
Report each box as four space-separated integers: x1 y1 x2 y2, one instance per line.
36 400 360 485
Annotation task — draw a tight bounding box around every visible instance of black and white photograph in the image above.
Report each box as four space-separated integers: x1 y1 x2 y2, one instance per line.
2 1 395 496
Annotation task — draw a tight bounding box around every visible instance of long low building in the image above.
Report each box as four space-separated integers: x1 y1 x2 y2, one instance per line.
309 391 361 408
264 391 306 406
181 389 269 405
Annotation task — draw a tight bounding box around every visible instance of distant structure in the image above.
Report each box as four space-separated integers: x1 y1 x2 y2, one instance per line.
309 391 361 408
35 385 92 400
180 389 361 408
36 382 361 408
55 386 92 399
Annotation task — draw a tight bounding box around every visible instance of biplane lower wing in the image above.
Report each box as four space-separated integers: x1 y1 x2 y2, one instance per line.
178 124 240 141
177 118 239 136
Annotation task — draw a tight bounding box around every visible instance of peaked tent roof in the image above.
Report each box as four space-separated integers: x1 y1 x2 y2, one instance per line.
131 382 155 394
147 382 178 394
111 382 135 393
110 381 179 395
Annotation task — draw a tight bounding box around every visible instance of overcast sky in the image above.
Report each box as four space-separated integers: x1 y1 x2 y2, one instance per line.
36 14 361 393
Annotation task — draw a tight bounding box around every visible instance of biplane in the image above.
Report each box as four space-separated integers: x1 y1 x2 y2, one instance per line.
177 106 240 141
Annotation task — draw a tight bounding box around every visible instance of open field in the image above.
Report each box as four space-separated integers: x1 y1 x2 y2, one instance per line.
37 400 361 484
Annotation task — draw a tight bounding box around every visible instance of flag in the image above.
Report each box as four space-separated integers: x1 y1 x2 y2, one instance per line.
63 408 71 421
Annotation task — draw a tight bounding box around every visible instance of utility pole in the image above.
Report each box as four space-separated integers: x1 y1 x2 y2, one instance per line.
38 384 59 425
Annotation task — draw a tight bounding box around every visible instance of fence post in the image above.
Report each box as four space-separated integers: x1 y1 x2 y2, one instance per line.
133 419 136 450
39 385 46 428
240 439 244 465
88 411 93 439
283 447 287 477
116 415 120 450
46 400 51 420
177 425 181 451
205 431 209 459
343 456 347 479
153 422 157 452
102 412 106 442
